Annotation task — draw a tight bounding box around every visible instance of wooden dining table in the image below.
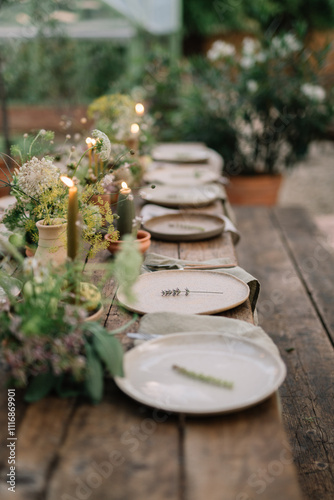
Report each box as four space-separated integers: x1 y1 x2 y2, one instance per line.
0 180 304 500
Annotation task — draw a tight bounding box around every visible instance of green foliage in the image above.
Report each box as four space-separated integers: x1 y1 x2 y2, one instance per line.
113 235 143 304
183 0 334 35
145 33 334 175
92 329 124 377
84 342 104 404
24 372 56 403
0 246 138 403
3 38 126 105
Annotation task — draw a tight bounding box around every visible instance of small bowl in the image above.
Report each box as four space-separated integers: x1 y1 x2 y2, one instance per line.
84 305 104 322
105 229 151 254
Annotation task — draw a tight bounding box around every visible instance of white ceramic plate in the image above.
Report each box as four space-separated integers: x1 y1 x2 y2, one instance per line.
152 146 209 163
115 332 287 415
144 164 219 186
143 213 225 242
117 270 249 315
140 184 222 208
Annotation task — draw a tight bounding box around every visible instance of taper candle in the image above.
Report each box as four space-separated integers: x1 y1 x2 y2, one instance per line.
61 176 79 260
135 103 145 116
117 181 135 239
85 137 92 169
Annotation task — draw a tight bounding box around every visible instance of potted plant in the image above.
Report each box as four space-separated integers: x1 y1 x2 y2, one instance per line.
176 33 333 205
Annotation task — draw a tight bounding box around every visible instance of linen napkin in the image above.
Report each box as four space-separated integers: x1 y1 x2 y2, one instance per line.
140 204 240 245
142 252 260 312
138 312 280 359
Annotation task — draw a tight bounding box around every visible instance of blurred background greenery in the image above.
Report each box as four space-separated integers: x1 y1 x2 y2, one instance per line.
0 0 334 170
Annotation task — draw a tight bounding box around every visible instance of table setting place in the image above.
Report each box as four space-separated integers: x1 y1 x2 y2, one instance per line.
116 312 286 416
115 252 270 416
115 262 285 415
105 143 286 416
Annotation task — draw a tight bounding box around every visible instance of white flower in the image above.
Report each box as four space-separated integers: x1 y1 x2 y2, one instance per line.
271 33 302 57
207 40 236 61
242 37 260 56
23 258 49 283
255 51 267 63
282 33 302 52
15 156 60 198
240 56 254 69
300 83 326 102
91 129 112 161
101 173 115 191
247 80 259 93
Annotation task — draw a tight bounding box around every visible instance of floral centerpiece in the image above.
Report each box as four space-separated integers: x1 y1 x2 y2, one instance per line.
86 93 154 188
0 129 118 257
87 93 153 151
0 236 142 403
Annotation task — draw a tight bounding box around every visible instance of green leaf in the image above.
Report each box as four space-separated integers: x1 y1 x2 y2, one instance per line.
54 375 83 398
92 331 124 377
85 342 104 404
24 371 56 402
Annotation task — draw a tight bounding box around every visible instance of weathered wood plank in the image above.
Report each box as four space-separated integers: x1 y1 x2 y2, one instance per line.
274 206 334 345
0 384 27 486
179 231 237 264
46 382 180 500
0 397 75 500
234 206 334 500
184 396 303 500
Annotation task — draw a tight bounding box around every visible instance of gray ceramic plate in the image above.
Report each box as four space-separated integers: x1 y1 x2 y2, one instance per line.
115 332 286 415
140 184 222 208
117 270 250 316
143 213 225 242
144 164 218 186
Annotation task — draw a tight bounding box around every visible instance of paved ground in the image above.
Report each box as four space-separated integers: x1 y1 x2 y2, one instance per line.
278 141 334 249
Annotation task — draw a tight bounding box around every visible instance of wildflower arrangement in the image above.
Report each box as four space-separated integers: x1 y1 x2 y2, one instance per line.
0 236 142 403
1 130 118 256
205 32 334 175
87 92 155 157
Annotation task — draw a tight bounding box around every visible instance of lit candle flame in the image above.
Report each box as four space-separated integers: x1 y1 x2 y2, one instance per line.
121 181 128 190
85 137 92 145
130 123 140 134
135 103 145 115
61 176 74 188
91 138 96 146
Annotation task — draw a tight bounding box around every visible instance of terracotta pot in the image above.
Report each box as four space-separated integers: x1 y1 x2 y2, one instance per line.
0 159 14 197
105 229 151 254
35 219 67 265
225 174 283 206
25 246 36 258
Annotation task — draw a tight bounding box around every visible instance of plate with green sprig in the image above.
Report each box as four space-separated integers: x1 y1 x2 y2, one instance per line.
117 270 249 315
115 332 286 415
